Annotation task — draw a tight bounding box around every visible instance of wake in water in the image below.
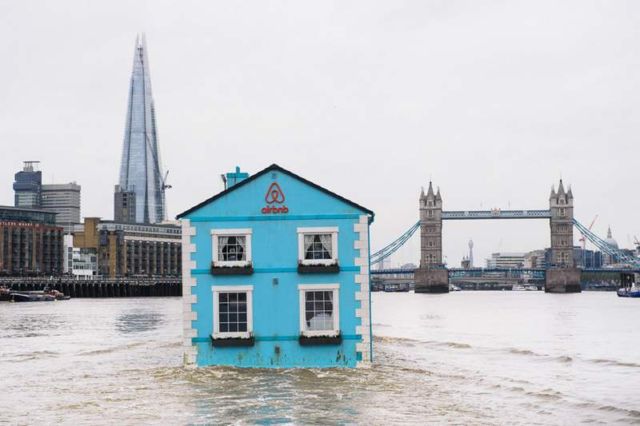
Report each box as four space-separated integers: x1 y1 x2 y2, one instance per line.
2 295 639 424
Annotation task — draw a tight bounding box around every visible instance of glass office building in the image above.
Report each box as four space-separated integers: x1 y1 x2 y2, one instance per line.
13 161 42 208
117 35 166 224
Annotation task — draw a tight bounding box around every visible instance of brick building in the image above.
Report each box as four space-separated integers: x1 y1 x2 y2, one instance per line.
0 206 64 276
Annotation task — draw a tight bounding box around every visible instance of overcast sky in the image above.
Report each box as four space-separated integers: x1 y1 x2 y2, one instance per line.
1 1 638 266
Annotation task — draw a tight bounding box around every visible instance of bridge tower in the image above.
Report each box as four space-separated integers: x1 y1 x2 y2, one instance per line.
546 179 581 292
415 182 449 293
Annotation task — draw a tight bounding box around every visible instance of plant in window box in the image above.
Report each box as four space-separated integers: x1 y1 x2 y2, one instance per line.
299 332 342 345
210 261 254 275
297 260 339 274
210 332 255 347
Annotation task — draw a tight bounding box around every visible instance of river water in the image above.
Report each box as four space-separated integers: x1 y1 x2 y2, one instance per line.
1 292 639 425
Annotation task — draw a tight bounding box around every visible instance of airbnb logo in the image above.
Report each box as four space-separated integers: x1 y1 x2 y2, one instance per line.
265 182 285 204
262 182 289 214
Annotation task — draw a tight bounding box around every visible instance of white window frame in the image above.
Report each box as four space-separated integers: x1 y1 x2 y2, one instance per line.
297 227 338 266
211 228 252 267
211 285 253 339
298 283 340 337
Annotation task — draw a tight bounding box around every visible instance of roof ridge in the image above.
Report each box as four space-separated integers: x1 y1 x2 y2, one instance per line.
176 164 375 220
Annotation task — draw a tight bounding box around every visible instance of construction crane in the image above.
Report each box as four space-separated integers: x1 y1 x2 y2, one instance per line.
159 170 172 221
578 215 598 250
161 170 172 191
578 215 598 268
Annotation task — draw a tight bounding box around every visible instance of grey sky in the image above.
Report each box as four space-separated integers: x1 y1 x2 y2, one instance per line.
0 1 638 266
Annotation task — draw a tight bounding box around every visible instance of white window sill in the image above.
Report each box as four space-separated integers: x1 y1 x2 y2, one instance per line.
212 261 251 268
301 330 340 338
299 260 338 266
212 331 252 339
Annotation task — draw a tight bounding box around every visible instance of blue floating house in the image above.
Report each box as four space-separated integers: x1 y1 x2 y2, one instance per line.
177 164 374 368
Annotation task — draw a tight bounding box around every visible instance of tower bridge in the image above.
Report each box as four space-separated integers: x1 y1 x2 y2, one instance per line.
370 179 640 294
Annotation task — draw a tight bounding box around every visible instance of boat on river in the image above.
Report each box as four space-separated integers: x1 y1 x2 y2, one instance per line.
617 283 640 298
512 284 538 291
0 286 11 301
11 292 56 302
9 288 71 302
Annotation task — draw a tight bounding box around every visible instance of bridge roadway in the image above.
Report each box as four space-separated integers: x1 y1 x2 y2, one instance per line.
372 267 640 276
442 209 552 220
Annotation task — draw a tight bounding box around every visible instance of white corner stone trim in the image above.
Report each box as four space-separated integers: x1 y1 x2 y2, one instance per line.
353 214 371 366
181 219 198 366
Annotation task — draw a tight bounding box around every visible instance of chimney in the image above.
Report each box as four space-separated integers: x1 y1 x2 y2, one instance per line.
224 166 249 189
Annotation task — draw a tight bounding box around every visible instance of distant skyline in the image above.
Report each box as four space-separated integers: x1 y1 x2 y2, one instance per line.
0 1 638 265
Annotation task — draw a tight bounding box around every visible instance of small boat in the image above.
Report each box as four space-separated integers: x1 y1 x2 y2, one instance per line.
383 283 410 292
46 289 71 300
512 284 538 291
10 292 56 302
9 288 71 302
617 283 640 298
0 287 11 301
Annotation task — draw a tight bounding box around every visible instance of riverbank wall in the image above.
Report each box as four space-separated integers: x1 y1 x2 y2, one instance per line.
0 277 181 298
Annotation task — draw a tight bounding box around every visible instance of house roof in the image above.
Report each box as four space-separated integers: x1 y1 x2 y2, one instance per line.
176 163 375 221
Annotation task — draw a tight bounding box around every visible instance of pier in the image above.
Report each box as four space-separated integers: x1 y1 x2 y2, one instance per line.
0 277 181 298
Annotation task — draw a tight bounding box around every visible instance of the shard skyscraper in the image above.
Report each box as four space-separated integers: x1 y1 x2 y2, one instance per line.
116 35 165 224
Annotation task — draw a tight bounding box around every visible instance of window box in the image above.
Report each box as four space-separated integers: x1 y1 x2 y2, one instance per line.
298 283 340 339
211 229 252 269
297 263 340 274
212 285 253 341
299 334 342 346
211 263 254 275
211 335 255 347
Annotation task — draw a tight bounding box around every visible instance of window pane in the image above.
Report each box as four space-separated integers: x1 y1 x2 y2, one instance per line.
304 234 333 260
217 291 249 335
219 235 246 262
304 290 334 331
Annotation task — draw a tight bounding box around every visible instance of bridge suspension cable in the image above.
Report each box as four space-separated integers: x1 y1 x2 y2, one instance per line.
370 218 640 268
572 219 640 267
370 221 420 266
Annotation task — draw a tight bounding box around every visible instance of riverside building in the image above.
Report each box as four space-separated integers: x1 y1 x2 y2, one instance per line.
0 206 64 275
73 217 181 278
13 161 82 232
178 164 374 368
13 161 42 208
42 183 81 230
486 252 525 269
